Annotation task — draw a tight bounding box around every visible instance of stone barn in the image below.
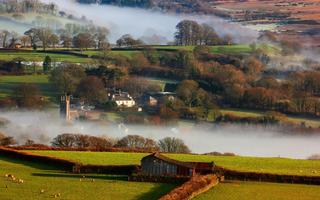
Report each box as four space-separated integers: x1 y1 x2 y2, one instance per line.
141 153 214 177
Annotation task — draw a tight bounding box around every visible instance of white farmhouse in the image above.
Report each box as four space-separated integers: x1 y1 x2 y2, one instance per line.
111 92 136 108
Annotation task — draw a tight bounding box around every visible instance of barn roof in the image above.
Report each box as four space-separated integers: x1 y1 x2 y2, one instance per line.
142 153 214 169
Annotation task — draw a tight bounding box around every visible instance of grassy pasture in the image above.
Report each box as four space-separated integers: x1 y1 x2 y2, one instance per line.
0 51 92 63
25 151 320 177
0 155 176 200
0 44 274 64
195 181 320 200
221 108 320 128
78 50 140 58
152 44 275 54
0 75 56 101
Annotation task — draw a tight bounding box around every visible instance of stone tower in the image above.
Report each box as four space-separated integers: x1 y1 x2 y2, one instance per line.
60 95 71 121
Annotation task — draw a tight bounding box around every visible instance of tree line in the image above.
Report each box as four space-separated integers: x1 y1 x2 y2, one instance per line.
0 24 109 51
175 20 232 46
52 133 191 153
0 131 191 154
0 0 58 15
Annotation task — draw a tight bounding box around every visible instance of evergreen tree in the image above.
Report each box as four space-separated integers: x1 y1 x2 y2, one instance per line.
43 55 52 73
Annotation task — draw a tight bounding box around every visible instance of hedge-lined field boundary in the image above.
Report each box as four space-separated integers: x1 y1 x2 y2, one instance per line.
2 147 320 185
0 147 76 171
0 147 138 175
159 174 219 200
9 145 155 153
217 166 320 185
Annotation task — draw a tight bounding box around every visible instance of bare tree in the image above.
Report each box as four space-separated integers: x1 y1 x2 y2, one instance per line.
8 31 19 48
73 32 94 52
20 35 31 47
115 135 158 150
48 33 59 48
95 27 109 49
0 30 10 48
60 33 72 48
24 28 39 49
36 28 53 51
158 137 191 153
0 137 16 146
51 133 77 147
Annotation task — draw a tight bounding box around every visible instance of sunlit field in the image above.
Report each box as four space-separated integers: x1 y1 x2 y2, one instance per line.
0 51 92 63
0 155 176 200
195 181 320 200
25 151 320 177
0 75 57 101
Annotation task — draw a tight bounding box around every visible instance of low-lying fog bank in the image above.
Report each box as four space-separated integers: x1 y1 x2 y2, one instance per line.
0 110 319 159
40 0 258 44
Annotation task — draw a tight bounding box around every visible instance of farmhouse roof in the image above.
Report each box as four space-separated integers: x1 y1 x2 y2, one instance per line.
142 153 214 169
113 95 133 101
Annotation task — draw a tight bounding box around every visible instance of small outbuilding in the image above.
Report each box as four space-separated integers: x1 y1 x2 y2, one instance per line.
141 153 214 177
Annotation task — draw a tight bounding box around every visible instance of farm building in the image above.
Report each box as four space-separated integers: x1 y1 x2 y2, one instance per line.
141 92 176 107
14 43 22 49
141 153 215 177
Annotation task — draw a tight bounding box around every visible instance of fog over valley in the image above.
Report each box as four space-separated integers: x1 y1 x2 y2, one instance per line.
1 111 319 159
39 0 258 44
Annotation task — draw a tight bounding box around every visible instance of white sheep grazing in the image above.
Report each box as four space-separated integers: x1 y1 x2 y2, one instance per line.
53 193 61 198
40 189 45 194
4 174 9 178
18 179 24 184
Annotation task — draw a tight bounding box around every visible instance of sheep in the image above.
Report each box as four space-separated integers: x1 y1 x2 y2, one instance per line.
18 179 24 184
7 174 14 179
4 174 9 178
40 189 45 194
51 193 61 198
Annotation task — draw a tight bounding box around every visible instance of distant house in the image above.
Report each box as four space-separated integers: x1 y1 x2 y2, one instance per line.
109 91 136 108
141 92 176 107
140 153 214 177
14 43 22 49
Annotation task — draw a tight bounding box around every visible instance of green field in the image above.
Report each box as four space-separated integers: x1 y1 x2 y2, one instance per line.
195 181 320 200
0 75 56 101
0 155 175 200
78 50 139 58
221 108 320 128
0 51 92 63
0 44 275 64
25 151 320 177
152 44 275 54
